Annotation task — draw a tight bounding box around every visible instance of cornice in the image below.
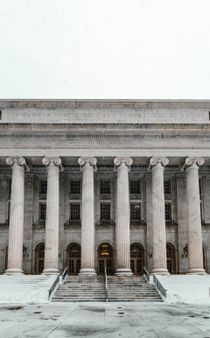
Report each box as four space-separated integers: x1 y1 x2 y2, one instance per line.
0 99 210 109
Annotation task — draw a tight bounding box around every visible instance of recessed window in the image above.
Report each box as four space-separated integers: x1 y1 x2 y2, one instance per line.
130 180 140 194
100 203 111 220
209 111 210 121
70 181 80 194
130 203 141 220
70 203 80 220
39 203 46 220
0 110 2 120
164 180 171 194
100 180 111 194
165 203 172 220
39 180 47 195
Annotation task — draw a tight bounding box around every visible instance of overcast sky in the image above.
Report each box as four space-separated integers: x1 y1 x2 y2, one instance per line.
0 0 210 99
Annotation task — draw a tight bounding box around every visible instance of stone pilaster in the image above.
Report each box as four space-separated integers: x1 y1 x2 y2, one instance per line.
114 157 133 276
5 157 27 274
78 157 97 276
185 157 206 274
150 157 169 275
42 157 62 274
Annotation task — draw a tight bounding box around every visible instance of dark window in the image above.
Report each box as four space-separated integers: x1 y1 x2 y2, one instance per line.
70 181 80 194
100 203 111 220
39 180 47 195
39 203 46 220
164 180 171 194
130 203 141 220
199 179 202 197
165 203 172 220
8 179 11 199
70 203 80 220
100 180 110 194
130 180 140 194
209 111 210 121
0 110 2 120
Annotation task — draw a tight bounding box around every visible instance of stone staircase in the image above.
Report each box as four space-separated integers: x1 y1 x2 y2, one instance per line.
107 276 162 302
52 275 162 302
52 276 106 302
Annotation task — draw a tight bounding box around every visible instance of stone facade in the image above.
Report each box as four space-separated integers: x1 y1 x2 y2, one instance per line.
0 100 210 275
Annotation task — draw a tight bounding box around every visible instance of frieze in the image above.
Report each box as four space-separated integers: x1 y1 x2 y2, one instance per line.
1 133 210 140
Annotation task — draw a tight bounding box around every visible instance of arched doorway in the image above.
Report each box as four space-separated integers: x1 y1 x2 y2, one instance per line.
98 242 113 275
167 243 176 274
66 243 81 275
35 243 45 274
4 246 8 272
130 243 144 275
203 245 207 271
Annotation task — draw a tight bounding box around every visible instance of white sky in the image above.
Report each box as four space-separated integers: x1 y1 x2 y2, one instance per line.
0 0 210 99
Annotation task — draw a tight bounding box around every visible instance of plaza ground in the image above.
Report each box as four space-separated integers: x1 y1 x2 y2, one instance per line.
0 302 210 338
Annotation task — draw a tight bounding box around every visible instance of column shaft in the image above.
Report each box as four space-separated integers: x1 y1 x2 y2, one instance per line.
114 157 133 276
79 157 97 276
6 157 26 274
150 157 169 274
42 157 61 274
185 157 205 274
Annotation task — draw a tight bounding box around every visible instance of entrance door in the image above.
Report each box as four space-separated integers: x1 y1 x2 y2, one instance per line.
35 243 45 274
98 242 113 275
167 243 176 274
67 243 81 275
130 243 144 275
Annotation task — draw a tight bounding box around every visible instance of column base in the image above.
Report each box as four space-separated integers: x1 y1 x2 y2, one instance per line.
187 268 206 275
5 268 24 275
79 268 97 277
42 268 59 275
152 268 169 275
115 268 133 277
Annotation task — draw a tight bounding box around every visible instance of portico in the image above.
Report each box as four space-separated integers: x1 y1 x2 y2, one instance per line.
0 99 210 277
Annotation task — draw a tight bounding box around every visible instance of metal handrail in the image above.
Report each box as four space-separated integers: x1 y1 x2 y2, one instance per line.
60 266 68 284
48 267 68 300
153 274 167 298
48 274 60 300
104 265 109 302
143 266 150 283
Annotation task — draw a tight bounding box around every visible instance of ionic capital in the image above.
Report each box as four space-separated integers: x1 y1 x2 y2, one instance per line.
42 157 63 171
149 157 169 169
114 157 133 171
184 157 205 170
78 157 97 171
6 157 29 171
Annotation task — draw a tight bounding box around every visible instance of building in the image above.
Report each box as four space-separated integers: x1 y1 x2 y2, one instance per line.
0 99 210 276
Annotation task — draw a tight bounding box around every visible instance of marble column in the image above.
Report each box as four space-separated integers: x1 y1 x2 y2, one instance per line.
42 157 62 274
78 157 97 276
114 157 133 276
185 157 206 274
150 157 169 274
5 157 27 274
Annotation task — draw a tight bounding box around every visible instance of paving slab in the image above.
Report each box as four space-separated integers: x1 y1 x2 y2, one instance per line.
0 302 210 338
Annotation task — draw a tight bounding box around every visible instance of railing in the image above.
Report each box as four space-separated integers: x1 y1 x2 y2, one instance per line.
104 265 109 302
48 267 68 300
153 274 167 298
48 274 60 300
59 266 68 284
143 266 150 283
